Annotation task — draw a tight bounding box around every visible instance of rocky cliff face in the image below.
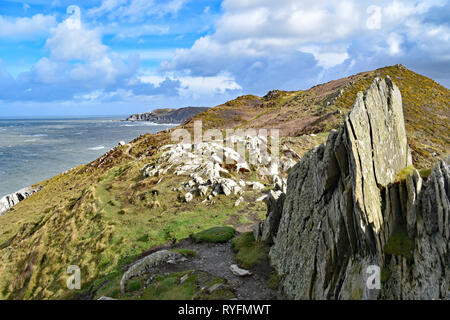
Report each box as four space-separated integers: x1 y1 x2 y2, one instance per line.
262 77 449 299
0 186 40 216
126 107 209 124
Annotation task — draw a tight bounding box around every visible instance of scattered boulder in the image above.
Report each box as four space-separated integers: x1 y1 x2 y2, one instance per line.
248 181 265 190
256 195 267 202
185 192 193 202
140 134 294 203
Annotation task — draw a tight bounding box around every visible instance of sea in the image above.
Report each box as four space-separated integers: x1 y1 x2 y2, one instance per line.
0 116 176 198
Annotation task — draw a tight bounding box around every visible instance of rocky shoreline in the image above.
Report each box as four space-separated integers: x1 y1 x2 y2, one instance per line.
0 186 41 216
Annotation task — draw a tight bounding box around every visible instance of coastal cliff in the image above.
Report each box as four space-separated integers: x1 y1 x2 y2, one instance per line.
125 107 209 124
257 77 449 299
0 65 447 300
0 187 40 216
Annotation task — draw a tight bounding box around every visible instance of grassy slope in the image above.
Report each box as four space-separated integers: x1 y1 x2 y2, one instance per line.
0 65 448 299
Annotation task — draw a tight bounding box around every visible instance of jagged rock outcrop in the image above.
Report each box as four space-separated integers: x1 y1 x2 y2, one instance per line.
265 77 449 300
125 107 209 124
0 186 40 216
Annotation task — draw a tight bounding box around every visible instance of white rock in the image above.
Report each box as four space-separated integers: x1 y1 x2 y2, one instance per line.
198 186 209 197
256 195 268 202
251 182 265 190
235 197 244 207
98 296 117 300
185 192 193 202
222 185 232 196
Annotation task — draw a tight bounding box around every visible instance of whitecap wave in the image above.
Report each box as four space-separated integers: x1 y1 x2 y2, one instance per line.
88 145 105 151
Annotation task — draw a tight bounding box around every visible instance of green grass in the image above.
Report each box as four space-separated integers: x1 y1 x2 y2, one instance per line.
193 226 236 243
122 270 234 300
381 268 391 283
0 154 247 299
127 279 142 292
384 227 415 261
394 165 433 182
419 168 432 179
395 165 416 182
231 232 269 269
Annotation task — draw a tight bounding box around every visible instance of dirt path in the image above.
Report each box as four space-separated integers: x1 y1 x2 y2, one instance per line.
124 142 138 160
150 236 282 300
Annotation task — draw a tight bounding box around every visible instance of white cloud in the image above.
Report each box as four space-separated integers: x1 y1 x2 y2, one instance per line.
0 5 150 102
215 0 360 43
163 0 450 94
118 49 174 61
299 45 350 68
46 6 107 61
0 14 56 39
178 74 242 96
139 72 242 97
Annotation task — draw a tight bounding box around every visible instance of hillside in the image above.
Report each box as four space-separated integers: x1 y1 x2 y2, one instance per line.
182 64 449 168
0 65 448 299
125 107 209 124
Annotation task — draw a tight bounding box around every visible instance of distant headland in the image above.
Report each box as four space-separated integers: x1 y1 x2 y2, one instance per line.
125 107 209 124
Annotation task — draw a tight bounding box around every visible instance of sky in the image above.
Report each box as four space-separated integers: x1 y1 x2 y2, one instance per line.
0 0 449 116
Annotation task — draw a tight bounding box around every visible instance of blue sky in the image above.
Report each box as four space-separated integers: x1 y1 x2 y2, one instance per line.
0 0 449 116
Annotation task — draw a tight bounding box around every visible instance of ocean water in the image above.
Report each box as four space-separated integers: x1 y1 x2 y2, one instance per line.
0 117 175 198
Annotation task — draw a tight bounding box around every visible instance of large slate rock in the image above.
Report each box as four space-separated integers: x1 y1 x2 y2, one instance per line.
266 77 449 300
